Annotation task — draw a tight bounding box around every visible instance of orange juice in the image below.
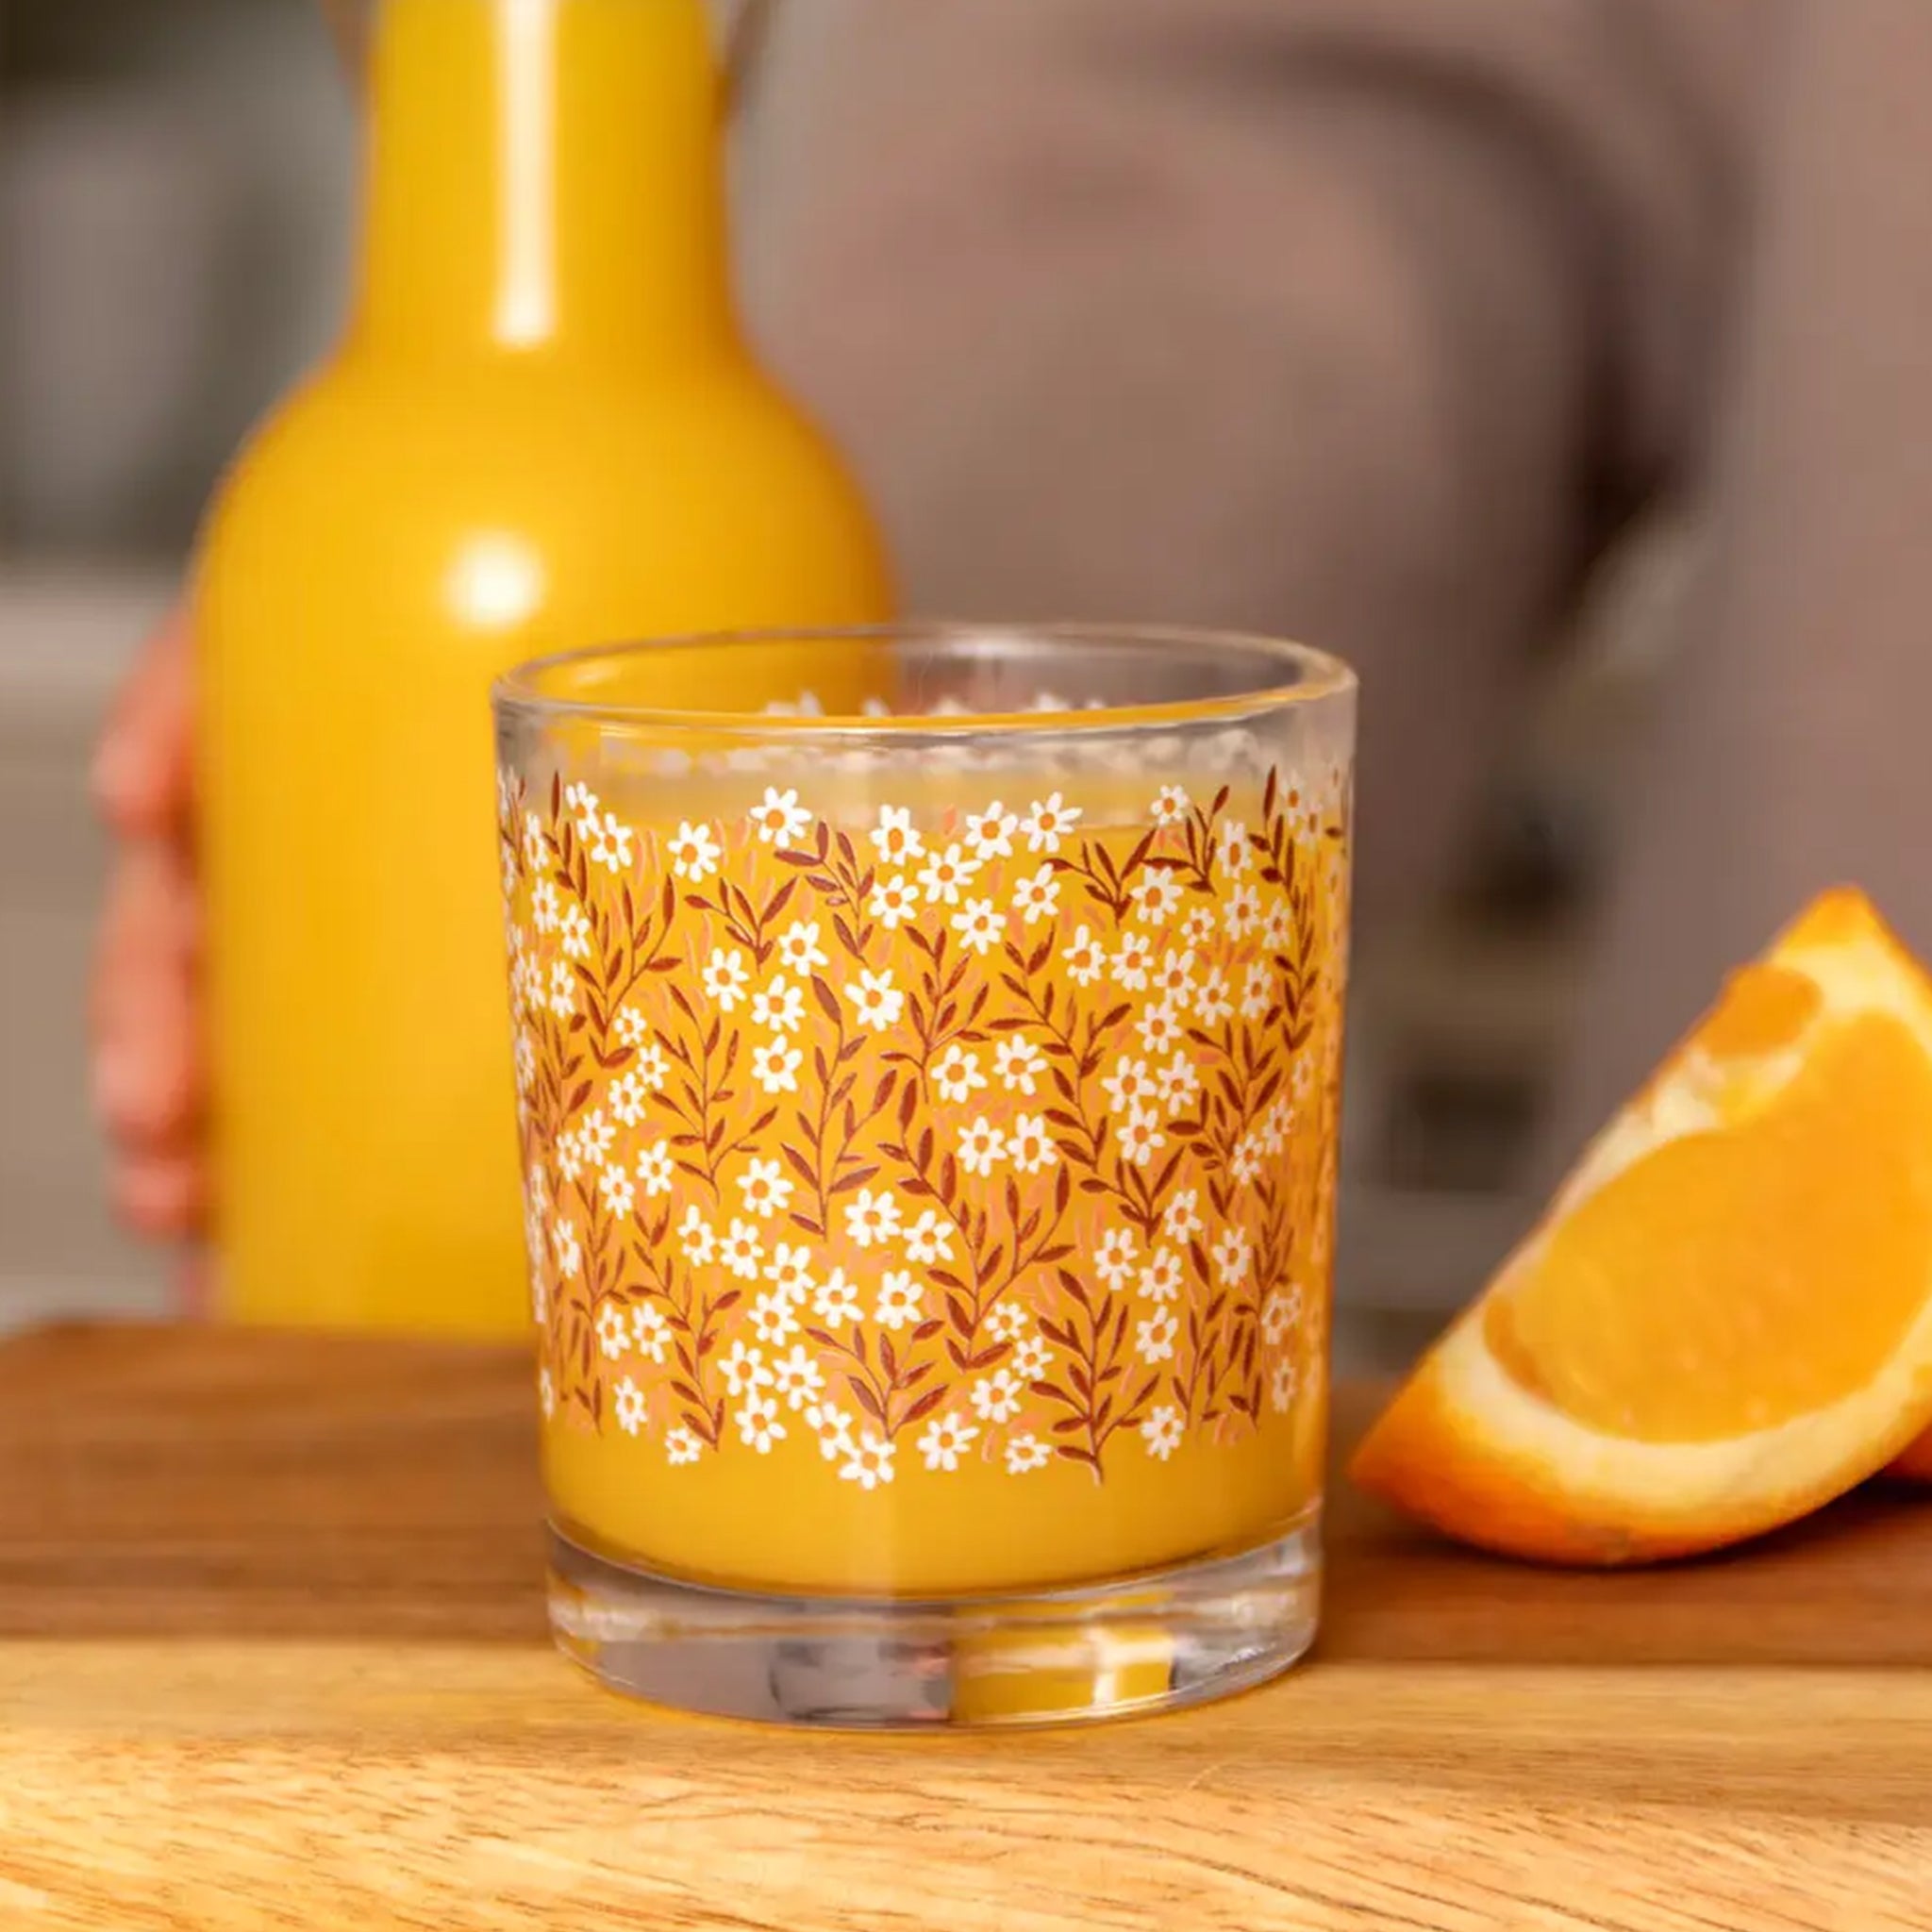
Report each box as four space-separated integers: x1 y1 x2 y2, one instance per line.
505 750 1348 1595
193 0 888 1335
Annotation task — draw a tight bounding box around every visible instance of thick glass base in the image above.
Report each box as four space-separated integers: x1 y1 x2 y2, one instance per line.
548 1515 1321 1728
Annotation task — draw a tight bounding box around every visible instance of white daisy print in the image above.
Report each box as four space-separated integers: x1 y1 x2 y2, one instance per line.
843 1188 903 1251
630 1304 672 1363
986 1302 1029 1343
1062 924 1107 987
904 1209 956 1266
995 1036 1045 1094
665 1425 703 1468
777 920 830 974
1195 967 1235 1025
678 1206 717 1267
1212 1226 1253 1287
749 1290 801 1348
918 841 979 907
870 805 924 867
718 1341 773 1399
1010 865 1061 925
1271 1357 1302 1414
701 946 750 1012
917 1412 981 1473
1100 1056 1157 1115
596 1302 629 1359
738 1156 793 1220
1021 792 1081 854
1140 1248 1184 1305
953 897 1006 956
1163 1188 1205 1243
812 1268 863 1324
751 974 806 1035
1112 932 1154 991
1150 784 1191 827
737 1391 787 1455
1005 1433 1052 1474
614 1377 647 1436
1241 962 1274 1021
1136 1001 1184 1056
1136 1309 1180 1364
770 1343 825 1411
964 801 1018 861
751 1037 804 1095
559 902 592 960
958 1115 1007 1177
1141 1404 1185 1461
1094 1227 1140 1289
931 1043 988 1106
720 1219 764 1280
1007 1113 1058 1175
598 1162 636 1220
846 967 906 1032
635 1143 675 1198
667 820 721 883
869 874 921 929
751 787 811 846
874 1271 924 1330
969 1369 1024 1425
840 1429 897 1491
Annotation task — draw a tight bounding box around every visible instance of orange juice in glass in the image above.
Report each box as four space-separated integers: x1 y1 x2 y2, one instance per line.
493 625 1354 1725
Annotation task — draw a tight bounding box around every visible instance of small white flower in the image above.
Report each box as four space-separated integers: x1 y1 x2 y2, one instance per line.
995 1036 1044 1095
1012 1335 1050 1381
1140 1248 1185 1305
737 1391 787 1455
918 841 979 907
870 805 924 867
596 1302 630 1359
718 1341 773 1399
1007 1113 1058 1175
549 1219 582 1280
869 874 921 929
1271 1357 1302 1414
1061 924 1107 987
905 1210 955 1267
751 786 811 846
614 1376 647 1436
1136 1309 1180 1364
666 1425 704 1467
702 946 751 1012
666 819 721 882
751 974 806 1035
1212 1226 1253 1287
559 902 593 960
805 1401 858 1461
547 960 576 1019
1241 961 1274 1021
1194 967 1235 1025
1182 908 1219 949
846 967 906 1032
1158 1051 1201 1112
1220 820 1254 877
751 1037 804 1095
1141 1404 1185 1460
1010 865 1061 925
777 920 830 974
1021 792 1081 854
840 1429 897 1491
1132 871 1184 926
599 1163 636 1220
720 1219 764 1279
952 896 1006 956
964 801 1019 861
764 1242 815 1302
1112 932 1154 991
1224 882 1263 941
738 1157 794 1220
844 1190 902 1250
917 1412 981 1473
1100 1056 1157 1116
678 1207 717 1267
1005 1432 1052 1474
631 1304 672 1362
931 1043 988 1106
770 1344 825 1411
1095 1229 1140 1288
969 1369 1024 1425
538 1365 556 1420
986 1302 1029 1344
613 1006 651 1049
636 1143 675 1198
1151 784 1191 827
874 1270 925 1330
812 1268 863 1324
1163 1189 1204 1243
1136 1001 1184 1056
958 1115 1007 1178
587 810 636 874
749 1290 801 1347
531 880 562 934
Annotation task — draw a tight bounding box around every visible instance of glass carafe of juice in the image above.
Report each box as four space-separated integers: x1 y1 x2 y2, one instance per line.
193 0 889 1335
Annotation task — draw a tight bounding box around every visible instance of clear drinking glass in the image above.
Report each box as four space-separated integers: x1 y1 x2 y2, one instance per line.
492 625 1355 1726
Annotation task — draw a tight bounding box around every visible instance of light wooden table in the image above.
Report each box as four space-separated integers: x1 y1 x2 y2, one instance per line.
1 1324 1929 1930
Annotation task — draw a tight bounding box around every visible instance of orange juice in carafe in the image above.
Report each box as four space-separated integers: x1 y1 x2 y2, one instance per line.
193 0 889 1335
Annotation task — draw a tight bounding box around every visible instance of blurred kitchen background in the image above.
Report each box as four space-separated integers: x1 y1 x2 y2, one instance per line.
0 0 1695 1361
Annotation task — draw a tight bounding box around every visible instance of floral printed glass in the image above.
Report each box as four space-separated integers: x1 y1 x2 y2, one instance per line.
493 625 1355 1726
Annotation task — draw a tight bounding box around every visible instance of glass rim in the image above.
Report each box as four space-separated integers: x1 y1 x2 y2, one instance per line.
492 622 1357 740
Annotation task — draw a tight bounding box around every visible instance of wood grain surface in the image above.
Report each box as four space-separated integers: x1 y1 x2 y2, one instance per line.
2 1323 1930 1931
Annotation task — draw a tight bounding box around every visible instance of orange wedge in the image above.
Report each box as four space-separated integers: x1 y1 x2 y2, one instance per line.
1352 889 1932 1564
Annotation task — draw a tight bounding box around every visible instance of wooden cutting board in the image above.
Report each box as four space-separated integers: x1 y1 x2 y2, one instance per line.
1 1323 1928 1931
